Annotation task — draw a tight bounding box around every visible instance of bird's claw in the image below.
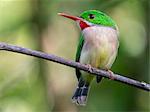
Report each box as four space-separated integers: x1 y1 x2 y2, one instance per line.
107 69 115 80
85 64 93 72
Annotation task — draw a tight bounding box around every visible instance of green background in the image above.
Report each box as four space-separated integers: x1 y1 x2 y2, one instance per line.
0 0 149 112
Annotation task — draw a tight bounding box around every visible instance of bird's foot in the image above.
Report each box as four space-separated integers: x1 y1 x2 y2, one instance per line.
107 69 115 80
85 64 93 72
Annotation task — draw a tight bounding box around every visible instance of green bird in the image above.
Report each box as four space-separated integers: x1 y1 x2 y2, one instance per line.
58 10 119 105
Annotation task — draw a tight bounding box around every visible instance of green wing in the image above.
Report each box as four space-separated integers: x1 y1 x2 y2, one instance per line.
75 35 84 81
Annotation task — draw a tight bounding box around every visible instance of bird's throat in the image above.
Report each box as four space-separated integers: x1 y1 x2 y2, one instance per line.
79 21 90 30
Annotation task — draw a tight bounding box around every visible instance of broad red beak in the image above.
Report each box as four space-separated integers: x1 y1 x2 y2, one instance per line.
58 12 82 21
58 12 90 30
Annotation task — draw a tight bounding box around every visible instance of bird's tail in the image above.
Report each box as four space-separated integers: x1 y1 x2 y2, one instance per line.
72 79 90 106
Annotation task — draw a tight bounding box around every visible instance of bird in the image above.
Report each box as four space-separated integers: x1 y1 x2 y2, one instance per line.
58 10 119 106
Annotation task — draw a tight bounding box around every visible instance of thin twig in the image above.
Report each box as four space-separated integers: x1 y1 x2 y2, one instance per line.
0 42 149 91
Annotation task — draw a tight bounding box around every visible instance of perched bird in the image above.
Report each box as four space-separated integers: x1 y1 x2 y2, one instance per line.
58 10 119 106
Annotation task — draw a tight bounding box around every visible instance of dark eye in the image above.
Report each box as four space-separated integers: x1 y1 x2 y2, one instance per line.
89 14 95 19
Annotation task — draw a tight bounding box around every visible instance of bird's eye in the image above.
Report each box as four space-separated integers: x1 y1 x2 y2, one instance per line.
89 14 95 19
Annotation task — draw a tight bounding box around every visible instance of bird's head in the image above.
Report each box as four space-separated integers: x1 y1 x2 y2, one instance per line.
58 10 117 30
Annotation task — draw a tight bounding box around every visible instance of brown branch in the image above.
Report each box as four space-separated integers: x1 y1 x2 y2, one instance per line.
0 42 149 91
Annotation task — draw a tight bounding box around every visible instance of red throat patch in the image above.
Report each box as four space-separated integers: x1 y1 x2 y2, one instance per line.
79 21 90 30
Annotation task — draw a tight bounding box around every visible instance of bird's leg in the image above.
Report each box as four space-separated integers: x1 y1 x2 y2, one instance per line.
106 69 115 80
85 64 93 72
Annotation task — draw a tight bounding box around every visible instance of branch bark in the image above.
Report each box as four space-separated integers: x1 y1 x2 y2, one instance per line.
0 42 149 91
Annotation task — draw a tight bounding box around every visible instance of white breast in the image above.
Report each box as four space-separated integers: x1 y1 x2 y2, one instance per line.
80 25 119 69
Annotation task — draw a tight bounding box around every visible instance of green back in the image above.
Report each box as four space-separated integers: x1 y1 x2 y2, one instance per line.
75 35 84 80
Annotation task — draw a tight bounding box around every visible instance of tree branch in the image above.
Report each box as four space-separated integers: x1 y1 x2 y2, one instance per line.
0 42 149 91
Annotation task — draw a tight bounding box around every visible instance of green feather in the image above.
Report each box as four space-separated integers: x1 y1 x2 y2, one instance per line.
80 10 116 29
75 35 84 81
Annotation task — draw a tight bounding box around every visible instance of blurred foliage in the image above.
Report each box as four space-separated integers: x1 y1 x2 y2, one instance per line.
0 0 149 112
